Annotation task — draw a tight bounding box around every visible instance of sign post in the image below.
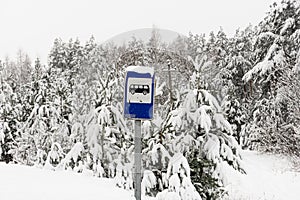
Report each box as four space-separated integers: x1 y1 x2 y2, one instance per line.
134 119 141 200
124 66 155 200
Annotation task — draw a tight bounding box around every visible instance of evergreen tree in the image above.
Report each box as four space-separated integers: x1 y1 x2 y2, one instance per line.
0 61 17 163
242 0 300 155
17 50 32 85
220 26 255 145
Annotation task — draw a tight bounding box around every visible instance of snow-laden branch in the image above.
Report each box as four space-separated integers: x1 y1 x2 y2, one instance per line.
280 18 295 35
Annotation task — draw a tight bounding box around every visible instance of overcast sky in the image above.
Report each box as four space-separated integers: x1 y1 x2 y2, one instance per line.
0 0 277 64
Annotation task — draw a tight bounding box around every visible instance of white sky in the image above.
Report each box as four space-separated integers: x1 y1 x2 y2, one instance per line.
0 0 277 64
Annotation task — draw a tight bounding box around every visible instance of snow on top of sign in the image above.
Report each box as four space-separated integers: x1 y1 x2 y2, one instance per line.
126 66 154 76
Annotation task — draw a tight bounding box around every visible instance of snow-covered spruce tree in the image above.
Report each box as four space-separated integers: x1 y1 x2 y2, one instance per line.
0 55 48 165
169 35 188 57
13 64 70 167
0 62 19 163
141 52 243 199
0 56 41 164
46 37 103 172
23 38 85 169
46 37 131 177
143 101 203 199
13 74 44 165
141 105 175 196
162 55 244 200
156 153 201 200
203 29 230 102
84 69 131 182
16 50 33 86
220 26 255 145
120 36 148 67
242 0 300 156
146 26 162 65
141 45 195 197
186 33 206 60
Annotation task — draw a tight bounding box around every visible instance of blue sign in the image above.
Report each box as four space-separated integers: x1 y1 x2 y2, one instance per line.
124 66 155 120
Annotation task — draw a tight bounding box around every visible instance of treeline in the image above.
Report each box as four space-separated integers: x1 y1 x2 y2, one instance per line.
0 0 299 199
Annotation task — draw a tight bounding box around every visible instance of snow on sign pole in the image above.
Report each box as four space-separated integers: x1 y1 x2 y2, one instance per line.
124 66 155 200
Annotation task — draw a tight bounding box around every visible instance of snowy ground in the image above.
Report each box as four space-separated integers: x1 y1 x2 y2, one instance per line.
0 150 299 200
0 164 136 200
226 150 300 200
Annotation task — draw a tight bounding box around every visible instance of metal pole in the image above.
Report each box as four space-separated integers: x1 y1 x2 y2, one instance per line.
168 63 173 106
134 119 142 200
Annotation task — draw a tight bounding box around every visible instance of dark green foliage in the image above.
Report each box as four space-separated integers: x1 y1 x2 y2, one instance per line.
188 150 226 200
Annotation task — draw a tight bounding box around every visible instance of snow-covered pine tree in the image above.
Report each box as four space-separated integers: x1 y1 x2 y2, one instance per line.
220 26 255 145
24 38 84 168
13 64 68 166
16 50 32 86
186 32 206 60
0 55 38 164
146 26 162 65
157 153 201 200
141 47 244 199
242 0 300 156
169 55 244 199
142 106 175 196
204 29 230 102
0 62 18 163
84 69 130 180
120 36 148 67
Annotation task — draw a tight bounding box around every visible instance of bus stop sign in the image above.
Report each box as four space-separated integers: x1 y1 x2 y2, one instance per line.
124 66 155 120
